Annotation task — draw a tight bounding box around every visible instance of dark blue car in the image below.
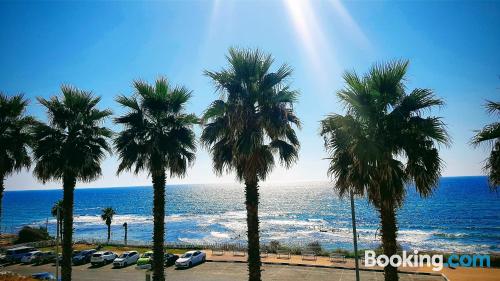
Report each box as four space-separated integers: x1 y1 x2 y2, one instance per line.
31 272 59 280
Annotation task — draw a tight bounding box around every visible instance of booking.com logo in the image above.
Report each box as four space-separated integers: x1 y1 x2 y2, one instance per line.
364 250 491 271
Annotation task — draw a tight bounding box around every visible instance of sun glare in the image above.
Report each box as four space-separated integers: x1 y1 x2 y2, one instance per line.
282 0 335 79
329 0 371 49
283 0 371 87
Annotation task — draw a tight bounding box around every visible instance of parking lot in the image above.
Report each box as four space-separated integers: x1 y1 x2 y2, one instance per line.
2 261 445 281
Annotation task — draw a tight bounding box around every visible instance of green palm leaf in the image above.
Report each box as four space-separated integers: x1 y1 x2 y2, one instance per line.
0 93 36 238
321 60 449 281
32 86 112 281
471 100 500 188
202 48 301 281
114 77 197 281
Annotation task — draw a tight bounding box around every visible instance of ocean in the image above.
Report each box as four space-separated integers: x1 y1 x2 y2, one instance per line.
2 176 499 253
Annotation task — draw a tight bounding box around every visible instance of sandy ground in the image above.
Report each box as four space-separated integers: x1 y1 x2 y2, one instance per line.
205 250 500 281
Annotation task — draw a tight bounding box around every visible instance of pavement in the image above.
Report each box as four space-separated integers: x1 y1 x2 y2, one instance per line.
1 261 445 281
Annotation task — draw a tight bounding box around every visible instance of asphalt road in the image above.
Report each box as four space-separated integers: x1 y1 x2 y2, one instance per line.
2 261 444 281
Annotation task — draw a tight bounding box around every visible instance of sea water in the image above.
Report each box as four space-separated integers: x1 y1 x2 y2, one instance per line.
2 176 499 253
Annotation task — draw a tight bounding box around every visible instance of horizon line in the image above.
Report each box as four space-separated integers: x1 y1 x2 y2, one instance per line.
5 175 487 192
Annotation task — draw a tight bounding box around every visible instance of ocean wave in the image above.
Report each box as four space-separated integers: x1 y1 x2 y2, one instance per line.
210 231 230 239
433 232 500 240
30 211 499 254
433 232 468 239
38 214 155 226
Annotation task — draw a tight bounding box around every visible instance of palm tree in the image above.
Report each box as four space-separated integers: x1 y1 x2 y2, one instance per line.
101 207 116 243
471 100 499 189
201 48 301 281
123 222 128 246
114 77 197 281
0 93 35 232
320 60 449 281
32 86 112 281
51 199 64 240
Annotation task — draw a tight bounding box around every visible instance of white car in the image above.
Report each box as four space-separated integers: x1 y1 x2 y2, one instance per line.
90 251 117 266
21 251 41 264
175 250 206 268
113 251 139 268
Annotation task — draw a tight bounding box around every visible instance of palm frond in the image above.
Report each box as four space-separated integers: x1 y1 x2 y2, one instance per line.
33 86 112 183
202 48 301 182
391 88 444 117
485 100 500 115
0 93 34 176
114 77 197 177
321 59 449 203
471 100 500 189
471 123 500 147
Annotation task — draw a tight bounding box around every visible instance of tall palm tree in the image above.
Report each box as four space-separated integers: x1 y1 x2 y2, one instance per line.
123 222 128 246
471 100 499 189
114 77 197 281
0 93 35 232
32 86 112 281
51 199 64 240
101 207 116 243
201 48 301 281
320 60 449 281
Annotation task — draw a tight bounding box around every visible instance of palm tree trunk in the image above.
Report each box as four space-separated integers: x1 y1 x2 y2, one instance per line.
379 202 399 281
0 176 4 235
152 170 166 281
244 177 262 281
59 219 63 242
350 191 360 281
62 174 76 281
124 223 128 246
107 223 111 243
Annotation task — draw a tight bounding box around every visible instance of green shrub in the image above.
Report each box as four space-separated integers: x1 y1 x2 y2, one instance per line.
306 241 324 255
15 226 51 244
261 240 280 253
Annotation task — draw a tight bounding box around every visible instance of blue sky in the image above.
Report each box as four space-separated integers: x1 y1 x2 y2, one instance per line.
1 1 499 190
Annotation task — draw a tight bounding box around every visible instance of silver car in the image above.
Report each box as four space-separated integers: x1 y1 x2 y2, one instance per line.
175 251 206 268
113 251 139 268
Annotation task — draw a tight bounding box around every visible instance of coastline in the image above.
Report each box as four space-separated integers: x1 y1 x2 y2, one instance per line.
2 177 499 254
3 176 488 192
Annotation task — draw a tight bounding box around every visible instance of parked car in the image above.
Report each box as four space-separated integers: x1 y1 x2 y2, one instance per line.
72 249 96 265
136 251 153 268
175 250 206 268
21 250 41 264
113 251 139 268
30 251 44 264
31 272 57 280
57 250 81 263
5 246 37 263
164 253 179 267
33 251 57 265
135 251 178 269
90 251 117 266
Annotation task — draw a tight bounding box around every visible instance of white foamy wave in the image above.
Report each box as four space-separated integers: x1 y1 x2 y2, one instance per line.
37 213 207 227
31 210 498 254
306 218 327 223
210 231 230 239
38 214 154 227
262 219 318 227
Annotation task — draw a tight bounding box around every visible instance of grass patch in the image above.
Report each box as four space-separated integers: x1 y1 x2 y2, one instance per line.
39 243 188 255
